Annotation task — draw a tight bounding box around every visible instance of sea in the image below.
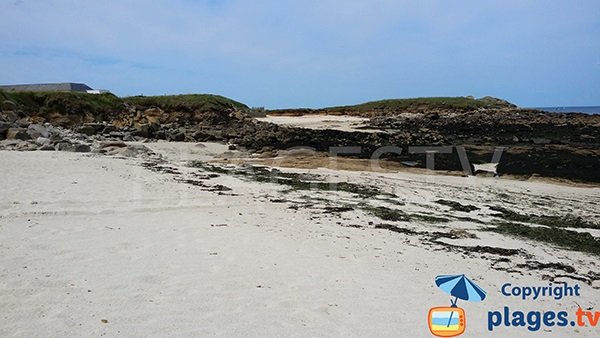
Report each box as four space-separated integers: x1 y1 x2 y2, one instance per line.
534 106 600 114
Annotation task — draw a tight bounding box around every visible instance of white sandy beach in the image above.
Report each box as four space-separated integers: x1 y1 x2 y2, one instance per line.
1 143 599 337
256 115 378 133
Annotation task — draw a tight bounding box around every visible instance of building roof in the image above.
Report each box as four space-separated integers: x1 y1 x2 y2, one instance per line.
0 83 94 92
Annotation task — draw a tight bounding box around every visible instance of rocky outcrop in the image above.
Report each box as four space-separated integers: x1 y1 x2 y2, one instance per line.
6 128 29 140
27 124 49 139
1 93 599 182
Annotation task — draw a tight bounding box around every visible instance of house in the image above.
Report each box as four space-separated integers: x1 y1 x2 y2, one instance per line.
0 82 109 94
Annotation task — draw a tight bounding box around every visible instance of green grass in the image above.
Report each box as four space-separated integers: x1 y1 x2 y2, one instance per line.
325 96 512 113
124 94 248 112
487 222 600 256
0 90 123 114
0 91 247 115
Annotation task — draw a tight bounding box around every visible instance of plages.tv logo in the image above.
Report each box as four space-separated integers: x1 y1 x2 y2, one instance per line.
428 274 487 337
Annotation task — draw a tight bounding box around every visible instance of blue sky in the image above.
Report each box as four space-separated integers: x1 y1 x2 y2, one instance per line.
1 0 599 108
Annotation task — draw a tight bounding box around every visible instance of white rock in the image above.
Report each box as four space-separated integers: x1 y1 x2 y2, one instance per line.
27 124 49 139
473 163 498 175
35 137 50 146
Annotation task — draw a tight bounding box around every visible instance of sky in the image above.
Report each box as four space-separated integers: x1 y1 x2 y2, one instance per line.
1 0 599 108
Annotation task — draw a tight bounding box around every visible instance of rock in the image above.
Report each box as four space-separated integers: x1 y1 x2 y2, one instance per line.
39 144 55 151
532 138 551 144
192 130 212 141
6 128 30 140
99 141 127 148
109 131 126 138
122 134 135 142
0 121 11 139
55 142 75 152
0 139 22 150
87 123 105 132
43 123 56 133
76 125 97 136
144 107 164 119
580 134 595 141
473 163 498 176
1 139 22 147
168 131 185 142
149 122 160 133
15 141 38 151
104 144 154 157
27 124 49 139
74 144 91 152
257 151 277 158
133 124 151 138
35 137 51 146
0 111 18 123
14 118 31 128
102 125 117 134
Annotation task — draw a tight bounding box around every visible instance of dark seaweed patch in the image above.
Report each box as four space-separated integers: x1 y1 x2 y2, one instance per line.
486 222 600 256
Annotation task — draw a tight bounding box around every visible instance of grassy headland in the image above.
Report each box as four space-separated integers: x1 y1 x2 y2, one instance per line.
125 94 248 112
268 96 516 116
0 91 123 114
326 96 514 113
0 91 248 115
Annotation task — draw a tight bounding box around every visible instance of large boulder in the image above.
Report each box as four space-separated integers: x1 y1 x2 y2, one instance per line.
15 141 38 151
99 140 127 148
167 130 186 141
39 144 55 151
0 139 23 149
27 124 49 139
6 128 30 140
35 137 51 146
55 142 75 152
74 144 91 152
143 108 163 124
77 123 104 136
0 110 18 123
132 124 151 138
101 125 118 134
0 121 11 139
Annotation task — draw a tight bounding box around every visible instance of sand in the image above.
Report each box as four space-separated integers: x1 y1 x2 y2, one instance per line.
0 143 599 337
256 115 379 133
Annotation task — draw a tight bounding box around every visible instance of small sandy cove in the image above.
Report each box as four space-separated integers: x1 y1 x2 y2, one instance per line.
1 142 599 337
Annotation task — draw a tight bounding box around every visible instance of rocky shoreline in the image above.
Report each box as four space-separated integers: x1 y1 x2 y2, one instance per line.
1 93 599 182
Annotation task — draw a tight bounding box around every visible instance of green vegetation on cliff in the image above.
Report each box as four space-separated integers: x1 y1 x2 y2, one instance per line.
0 91 123 114
2 91 512 116
125 94 248 112
0 91 248 115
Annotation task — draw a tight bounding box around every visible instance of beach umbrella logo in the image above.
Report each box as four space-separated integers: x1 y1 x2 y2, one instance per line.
428 274 487 337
